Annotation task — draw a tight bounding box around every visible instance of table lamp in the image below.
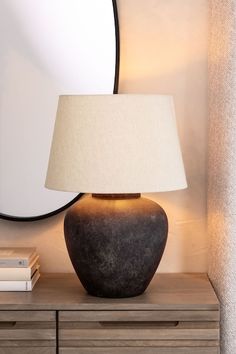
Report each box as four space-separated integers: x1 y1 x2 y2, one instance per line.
45 94 187 298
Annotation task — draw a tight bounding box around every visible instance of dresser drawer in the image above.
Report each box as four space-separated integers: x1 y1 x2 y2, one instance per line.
59 310 219 351
0 311 55 322
0 349 55 354
60 348 219 354
0 311 56 348
59 310 219 322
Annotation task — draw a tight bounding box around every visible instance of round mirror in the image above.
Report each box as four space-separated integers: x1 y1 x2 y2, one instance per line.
0 0 119 221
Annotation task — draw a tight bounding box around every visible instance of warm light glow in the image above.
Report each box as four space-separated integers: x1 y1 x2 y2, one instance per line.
119 1 207 84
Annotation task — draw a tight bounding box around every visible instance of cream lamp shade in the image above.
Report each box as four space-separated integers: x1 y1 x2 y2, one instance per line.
45 94 187 193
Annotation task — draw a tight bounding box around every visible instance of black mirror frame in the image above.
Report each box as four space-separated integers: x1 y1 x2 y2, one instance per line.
0 0 120 222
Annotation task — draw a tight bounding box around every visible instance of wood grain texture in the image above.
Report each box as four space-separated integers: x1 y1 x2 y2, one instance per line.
0 328 55 340
59 348 219 354
0 273 219 310
59 310 219 322
0 349 55 354
0 311 55 322
59 321 219 330
59 328 219 341
0 340 55 347
59 340 220 348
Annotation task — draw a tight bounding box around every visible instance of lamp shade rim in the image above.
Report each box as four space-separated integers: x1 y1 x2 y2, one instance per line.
58 93 174 98
45 181 188 194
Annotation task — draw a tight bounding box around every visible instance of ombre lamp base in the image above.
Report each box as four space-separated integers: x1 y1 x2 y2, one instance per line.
64 194 168 298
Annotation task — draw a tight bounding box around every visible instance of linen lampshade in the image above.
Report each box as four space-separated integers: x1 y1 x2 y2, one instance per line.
45 94 187 193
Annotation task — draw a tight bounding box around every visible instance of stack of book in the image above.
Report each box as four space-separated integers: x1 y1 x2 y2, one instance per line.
0 247 40 291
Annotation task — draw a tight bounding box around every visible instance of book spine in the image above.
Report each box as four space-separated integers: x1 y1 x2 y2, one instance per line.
0 259 29 268
0 272 40 291
0 264 39 281
0 280 29 291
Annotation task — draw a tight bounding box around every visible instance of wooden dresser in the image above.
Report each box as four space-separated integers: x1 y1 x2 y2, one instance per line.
0 273 219 354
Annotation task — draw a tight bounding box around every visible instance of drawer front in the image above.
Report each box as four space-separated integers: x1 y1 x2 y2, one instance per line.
60 348 219 354
59 310 219 350
0 349 56 354
0 311 55 322
59 310 219 322
0 311 56 347
59 325 219 341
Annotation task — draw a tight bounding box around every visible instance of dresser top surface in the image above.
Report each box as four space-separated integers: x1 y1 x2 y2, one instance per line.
0 273 219 311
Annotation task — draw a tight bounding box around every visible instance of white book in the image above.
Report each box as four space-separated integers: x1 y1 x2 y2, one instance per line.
0 256 40 281
0 248 37 267
0 269 40 291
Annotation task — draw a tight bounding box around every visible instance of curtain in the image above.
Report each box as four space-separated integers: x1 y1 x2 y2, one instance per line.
208 1 236 353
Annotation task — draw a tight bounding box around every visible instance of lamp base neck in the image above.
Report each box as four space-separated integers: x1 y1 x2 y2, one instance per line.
92 193 141 200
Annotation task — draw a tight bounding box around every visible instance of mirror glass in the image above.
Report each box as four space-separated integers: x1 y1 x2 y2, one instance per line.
0 0 118 220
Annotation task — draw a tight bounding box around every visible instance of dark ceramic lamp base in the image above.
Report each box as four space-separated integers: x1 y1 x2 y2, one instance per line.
64 194 168 298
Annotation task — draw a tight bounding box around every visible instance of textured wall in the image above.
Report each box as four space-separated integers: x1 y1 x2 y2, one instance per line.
0 0 208 273
208 1 236 353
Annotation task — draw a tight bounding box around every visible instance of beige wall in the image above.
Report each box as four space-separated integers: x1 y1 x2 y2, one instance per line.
0 0 208 273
